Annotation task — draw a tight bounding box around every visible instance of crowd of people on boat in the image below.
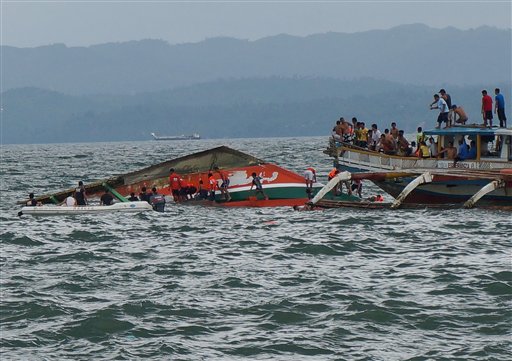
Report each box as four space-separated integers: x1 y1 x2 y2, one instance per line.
330 87 507 159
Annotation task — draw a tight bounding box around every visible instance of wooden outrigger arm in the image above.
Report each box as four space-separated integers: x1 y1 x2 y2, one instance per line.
391 172 433 209
463 179 506 209
310 171 352 205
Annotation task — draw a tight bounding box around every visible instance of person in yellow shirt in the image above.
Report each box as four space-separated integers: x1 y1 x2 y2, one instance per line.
418 141 430 158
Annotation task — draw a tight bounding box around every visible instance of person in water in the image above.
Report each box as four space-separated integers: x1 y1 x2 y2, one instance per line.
169 168 184 202
139 186 151 203
26 193 39 206
100 190 114 206
250 172 268 200
74 181 87 205
149 187 166 212
60 194 77 206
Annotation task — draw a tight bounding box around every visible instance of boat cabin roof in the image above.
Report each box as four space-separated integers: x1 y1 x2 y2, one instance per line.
423 127 500 137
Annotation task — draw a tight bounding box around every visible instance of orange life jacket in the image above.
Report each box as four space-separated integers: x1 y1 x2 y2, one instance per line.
208 176 217 191
328 168 338 178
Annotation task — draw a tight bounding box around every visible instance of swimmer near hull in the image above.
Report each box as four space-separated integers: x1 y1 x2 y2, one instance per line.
18 146 329 209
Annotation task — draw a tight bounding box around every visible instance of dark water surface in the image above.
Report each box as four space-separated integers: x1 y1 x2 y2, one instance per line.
1 137 511 360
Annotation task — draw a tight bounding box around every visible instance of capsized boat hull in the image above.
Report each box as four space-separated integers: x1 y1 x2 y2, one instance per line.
25 146 324 208
19 201 153 216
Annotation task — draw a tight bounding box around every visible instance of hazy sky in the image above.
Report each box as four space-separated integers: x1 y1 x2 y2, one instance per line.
2 0 511 47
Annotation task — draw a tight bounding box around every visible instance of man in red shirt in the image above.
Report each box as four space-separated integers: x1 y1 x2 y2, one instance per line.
481 90 493 127
168 168 183 202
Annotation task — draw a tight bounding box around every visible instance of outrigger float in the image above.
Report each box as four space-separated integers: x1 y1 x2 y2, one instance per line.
19 146 358 210
18 201 153 216
308 169 512 210
319 126 512 209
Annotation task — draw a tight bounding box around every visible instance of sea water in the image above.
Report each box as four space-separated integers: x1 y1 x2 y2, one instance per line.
1 137 511 360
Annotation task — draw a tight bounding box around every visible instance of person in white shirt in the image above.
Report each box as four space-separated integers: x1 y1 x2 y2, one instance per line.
370 124 382 151
62 195 77 206
428 137 438 158
430 94 449 128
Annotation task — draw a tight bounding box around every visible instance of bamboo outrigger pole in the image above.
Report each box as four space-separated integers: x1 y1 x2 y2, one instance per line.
390 172 433 209
463 179 505 208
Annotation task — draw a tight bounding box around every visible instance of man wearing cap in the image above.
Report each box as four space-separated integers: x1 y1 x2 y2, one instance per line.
430 94 449 128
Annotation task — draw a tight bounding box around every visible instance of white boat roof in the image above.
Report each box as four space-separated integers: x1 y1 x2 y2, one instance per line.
495 128 512 136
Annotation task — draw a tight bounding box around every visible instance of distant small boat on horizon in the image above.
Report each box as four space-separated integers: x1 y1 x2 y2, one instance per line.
151 132 201 141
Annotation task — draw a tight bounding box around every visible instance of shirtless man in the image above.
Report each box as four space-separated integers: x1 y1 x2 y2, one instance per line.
397 130 411 156
451 104 468 125
438 141 457 159
390 122 399 140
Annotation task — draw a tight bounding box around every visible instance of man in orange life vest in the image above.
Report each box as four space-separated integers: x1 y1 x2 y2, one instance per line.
168 168 183 202
328 168 341 196
208 172 218 201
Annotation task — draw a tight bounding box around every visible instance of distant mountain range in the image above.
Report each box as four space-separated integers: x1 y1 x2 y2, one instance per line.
2 24 510 94
2 24 510 144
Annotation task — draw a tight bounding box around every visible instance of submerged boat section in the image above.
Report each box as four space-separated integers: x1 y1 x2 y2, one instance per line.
22 146 324 208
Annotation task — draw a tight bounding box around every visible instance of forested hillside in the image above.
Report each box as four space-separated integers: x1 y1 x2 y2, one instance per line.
3 78 509 144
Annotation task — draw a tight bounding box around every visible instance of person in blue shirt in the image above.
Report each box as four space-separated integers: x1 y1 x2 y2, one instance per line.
466 140 477 159
494 88 507 128
454 138 469 165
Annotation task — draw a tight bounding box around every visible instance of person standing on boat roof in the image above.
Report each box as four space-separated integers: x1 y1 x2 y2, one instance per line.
430 94 449 128
495 88 507 128
214 166 231 202
168 168 183 202
439 89 452 109
250 172 268 200
451 104 468 125
74 181 87 205
481 90 493 127
149 187 166 212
